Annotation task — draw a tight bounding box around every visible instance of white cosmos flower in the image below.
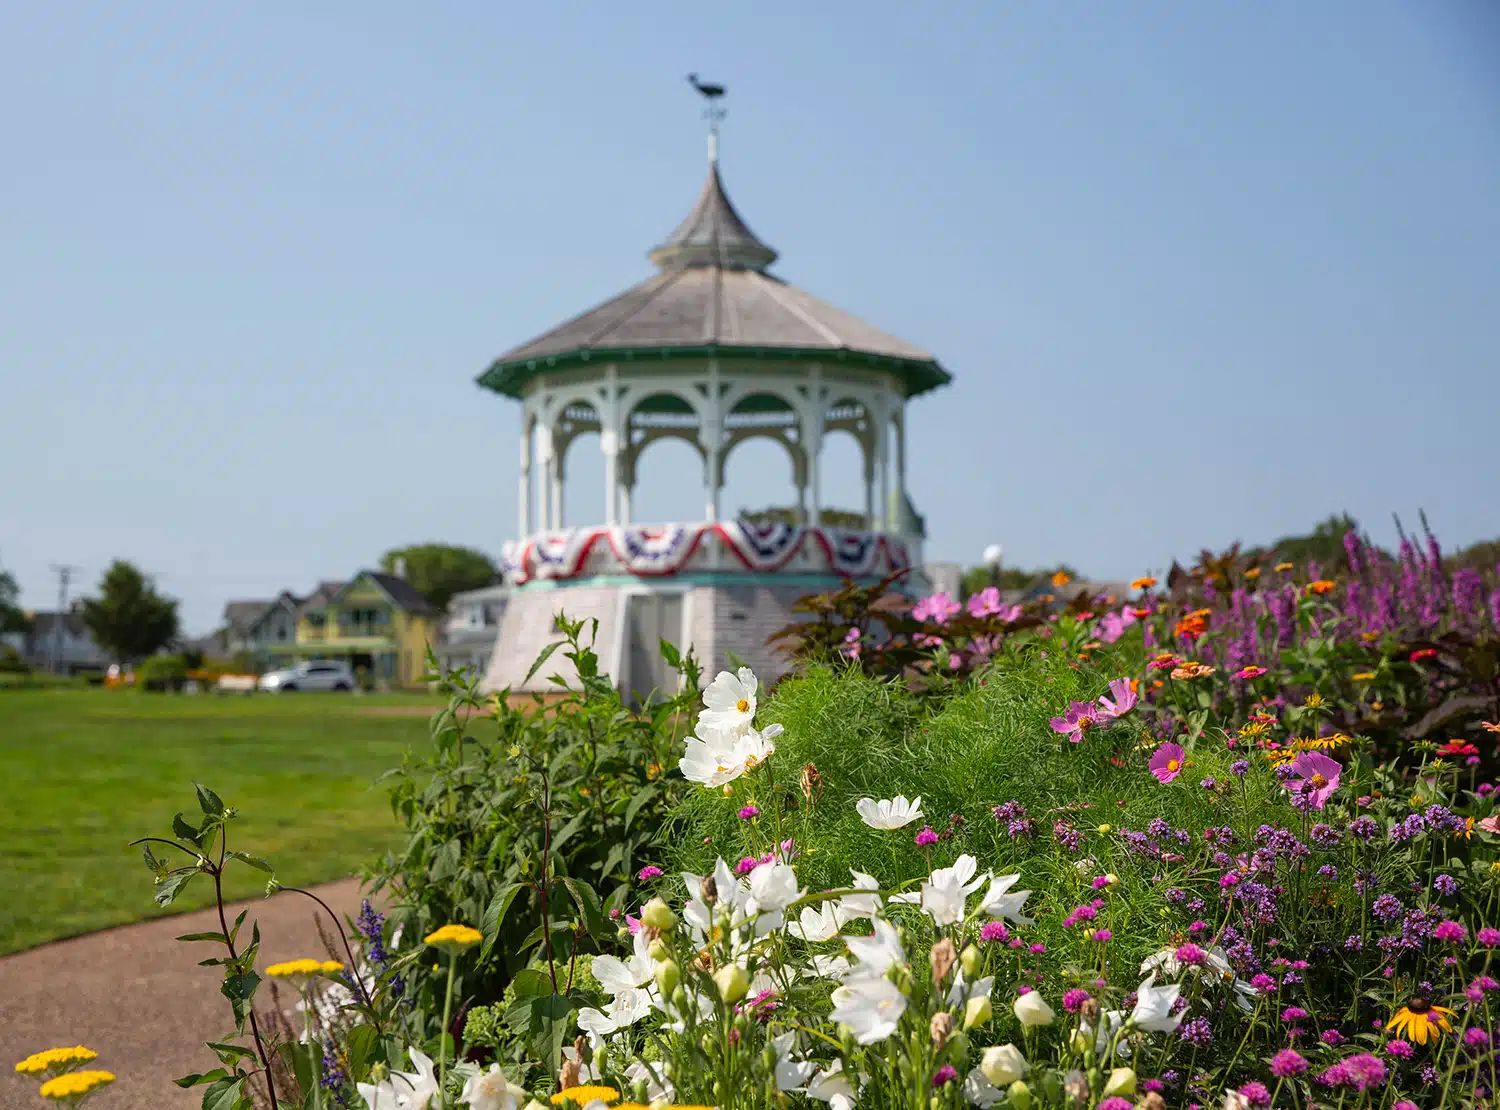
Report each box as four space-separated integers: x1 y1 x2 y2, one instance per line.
771 1031 816 1091
842 916 906 975
978 873 1035 926
806 1059 857 1110
590 928 653 995
809 953 853 979
830 975 908 1045
458 1064 525 1110
1130 972 1183 1033
699 667 759 733
836 869 882 924
790 902 841 942
749 861 804 913
357 1047 440 1110
919 854 988 926
1141 945 1257 1012
623 1059 672 1103
961 1067 1005 1107
946 973 994 1007
576 986 652 1045
855 795 924 830
679 722 783 787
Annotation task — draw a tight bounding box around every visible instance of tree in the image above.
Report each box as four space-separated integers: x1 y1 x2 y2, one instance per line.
0 568 30 636
80 561 179 663
1258 513 1363 572
380 544 498 611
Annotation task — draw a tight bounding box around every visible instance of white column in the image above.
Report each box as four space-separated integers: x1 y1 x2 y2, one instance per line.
703 363 722 523
620 482 633 525
517 419 531 538
804 382 824 528
875 413 890 533
894 401 908 535
551 440 566 531
602 426 619 526
536 423 554 532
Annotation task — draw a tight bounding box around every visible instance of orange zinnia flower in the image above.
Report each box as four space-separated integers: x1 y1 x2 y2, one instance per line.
1130 576 1157 590
1308 580 1336 595
1052 570 1073 588
1243 567 1261 580
1171 661 1216 680
1275 562 1294 572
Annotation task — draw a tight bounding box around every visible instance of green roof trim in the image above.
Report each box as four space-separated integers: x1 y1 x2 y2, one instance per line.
476 344 952 402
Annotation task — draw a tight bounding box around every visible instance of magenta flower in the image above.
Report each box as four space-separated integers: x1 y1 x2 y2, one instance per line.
1050 700 1103 742
1270 1049 1308 1078
1097 608 1138 644
1234 665 1268 680
738 804 760 820
1434 920 1467 943
1237 1082 1271 1108
637 865 663 881
1478 927 1500 947
1097 677 1138 719
914 825 939 847
1385 1039 1413 1058
913 592 960 624
966 586 1002 617
1149 742 1187 784
1287 751 1341 809
931 1065 957 1088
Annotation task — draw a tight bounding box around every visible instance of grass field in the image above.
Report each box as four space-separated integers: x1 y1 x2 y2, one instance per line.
0 689 440 955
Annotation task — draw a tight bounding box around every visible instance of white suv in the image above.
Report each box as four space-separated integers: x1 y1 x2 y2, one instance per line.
258 660 357 692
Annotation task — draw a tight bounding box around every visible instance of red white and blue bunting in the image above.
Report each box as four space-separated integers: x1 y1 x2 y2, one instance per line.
501 523 911 585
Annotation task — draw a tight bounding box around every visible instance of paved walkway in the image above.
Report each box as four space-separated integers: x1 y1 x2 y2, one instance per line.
1 879 368 1110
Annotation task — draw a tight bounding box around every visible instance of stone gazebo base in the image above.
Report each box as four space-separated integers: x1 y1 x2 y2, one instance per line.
481 521 917 697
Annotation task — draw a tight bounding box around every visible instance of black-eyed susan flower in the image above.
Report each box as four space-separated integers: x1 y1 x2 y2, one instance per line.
423 924 483 954
549 1085 620 1106
39 1070 115 1103
1386 998 1455 1045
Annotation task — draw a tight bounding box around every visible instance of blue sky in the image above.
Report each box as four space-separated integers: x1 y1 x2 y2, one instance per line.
2 2 1497 633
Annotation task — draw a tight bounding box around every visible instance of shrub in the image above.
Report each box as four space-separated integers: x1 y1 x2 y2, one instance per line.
136 653 188 692
366 616 700 1070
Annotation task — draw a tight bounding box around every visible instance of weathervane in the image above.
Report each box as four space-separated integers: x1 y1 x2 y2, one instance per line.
687 73 726 162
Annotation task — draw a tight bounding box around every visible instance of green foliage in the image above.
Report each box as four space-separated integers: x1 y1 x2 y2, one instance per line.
0 567 29 635
739 505 867 529
380 544 498 610
959 563 1077 598
1259 511 1363 570
80 560 179 662
369 617 700 1058
0 643 26 673
137 653 189 692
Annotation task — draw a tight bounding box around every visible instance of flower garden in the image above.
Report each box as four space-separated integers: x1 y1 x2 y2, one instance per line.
14 526 1500 1110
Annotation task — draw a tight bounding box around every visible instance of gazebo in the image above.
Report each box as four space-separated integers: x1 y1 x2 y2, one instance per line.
477 96 951 696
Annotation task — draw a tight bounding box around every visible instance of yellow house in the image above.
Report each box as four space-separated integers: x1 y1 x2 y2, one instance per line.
266 570 439 688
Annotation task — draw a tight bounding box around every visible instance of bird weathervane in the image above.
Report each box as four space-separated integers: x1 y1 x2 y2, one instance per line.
687 73 727 160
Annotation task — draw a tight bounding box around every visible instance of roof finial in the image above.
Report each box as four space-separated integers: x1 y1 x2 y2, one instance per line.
686 73 726 164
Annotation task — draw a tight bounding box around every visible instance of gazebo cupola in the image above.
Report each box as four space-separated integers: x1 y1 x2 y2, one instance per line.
475 81 952 695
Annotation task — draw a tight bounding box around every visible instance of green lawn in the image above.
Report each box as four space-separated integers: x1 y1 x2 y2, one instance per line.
0 689 439 955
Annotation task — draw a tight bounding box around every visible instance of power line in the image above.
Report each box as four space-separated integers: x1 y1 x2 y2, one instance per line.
48 564 83 674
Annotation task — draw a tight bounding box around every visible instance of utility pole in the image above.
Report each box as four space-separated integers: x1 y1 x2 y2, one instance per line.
48 564 83 674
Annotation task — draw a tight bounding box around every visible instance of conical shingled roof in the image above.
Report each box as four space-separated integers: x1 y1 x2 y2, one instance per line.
478 155 951 401
647 162 778 271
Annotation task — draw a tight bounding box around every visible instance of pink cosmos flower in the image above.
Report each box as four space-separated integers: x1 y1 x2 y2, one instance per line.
841 627 861 660
1050 701 1103 742
1478 815 1500 835
1097 607 1139 644
1097 677 1138 720
913 592 960 624
1149 742 1186 784
1287 751 1342 810
967 586 1001 617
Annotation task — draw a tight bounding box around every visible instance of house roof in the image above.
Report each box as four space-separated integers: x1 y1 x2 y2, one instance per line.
365 571 438 614
295 581 345 618
478 157 951 403
223 600 272 633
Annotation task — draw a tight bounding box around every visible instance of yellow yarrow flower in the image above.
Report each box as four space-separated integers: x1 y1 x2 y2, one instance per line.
550 1085 620 1106
423 924 483 953
1304 693 1323 708
1352 671 1377 681
265 958 344 979
39 1070 115 1101
15 1048 98 1077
